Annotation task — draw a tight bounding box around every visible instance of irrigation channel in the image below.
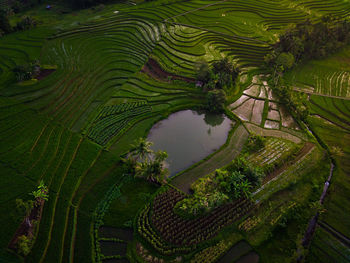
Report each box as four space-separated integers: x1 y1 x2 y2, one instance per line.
147 110 232 175
298 121 337 261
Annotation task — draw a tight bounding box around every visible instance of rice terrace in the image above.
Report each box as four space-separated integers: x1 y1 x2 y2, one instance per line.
1 0 350 262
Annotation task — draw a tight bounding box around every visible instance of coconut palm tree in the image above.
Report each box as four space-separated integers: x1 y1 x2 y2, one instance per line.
30 180 48 203
240 180 252 198
129 137 153 162
135 150 168 184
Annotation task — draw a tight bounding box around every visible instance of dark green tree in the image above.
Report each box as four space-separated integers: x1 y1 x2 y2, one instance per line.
135 150 168 184
129 137 153 162
0 9 12 34
206 89 226 113
195 60 211 84
276 52 295 71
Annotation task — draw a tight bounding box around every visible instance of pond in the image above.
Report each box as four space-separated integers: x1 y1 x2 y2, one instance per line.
147 110 233 176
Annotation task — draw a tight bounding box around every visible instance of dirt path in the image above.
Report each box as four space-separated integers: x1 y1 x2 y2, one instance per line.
293 87 350 101
244 123 305 144
171 125 249 194
141 58 195 83
37 69 56 80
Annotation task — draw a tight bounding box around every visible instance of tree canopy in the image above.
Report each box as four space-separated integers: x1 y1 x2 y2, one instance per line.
174 157 264 219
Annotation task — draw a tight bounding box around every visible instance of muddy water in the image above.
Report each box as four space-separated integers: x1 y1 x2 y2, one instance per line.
147 110 232 176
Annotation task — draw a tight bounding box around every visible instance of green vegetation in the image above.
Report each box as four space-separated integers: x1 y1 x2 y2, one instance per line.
125 138 169 184
0 8 12 34
174 158 263 219
196 58 240 112
30 180 49 202
243 134 266 154
1 0 350 262
103 178 158 228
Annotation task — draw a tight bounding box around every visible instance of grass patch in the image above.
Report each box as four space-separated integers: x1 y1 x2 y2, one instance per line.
103 178 159 228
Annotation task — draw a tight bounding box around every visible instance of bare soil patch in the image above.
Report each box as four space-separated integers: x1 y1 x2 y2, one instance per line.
36 69 56 80
8 199 45 251
141 58 195 83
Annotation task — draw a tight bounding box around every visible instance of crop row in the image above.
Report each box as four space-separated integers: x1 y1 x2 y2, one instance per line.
92 176 129 263
88 105 152 145
137 204 193 255
149 189 253 247
190 240 231 263
4 17 163 133
247 138 295 166
97 101 147 119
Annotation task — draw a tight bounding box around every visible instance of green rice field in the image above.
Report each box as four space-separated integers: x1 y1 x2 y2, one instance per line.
1 0 350 262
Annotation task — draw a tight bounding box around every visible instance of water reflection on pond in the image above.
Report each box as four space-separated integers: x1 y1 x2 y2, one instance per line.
147 110 232 176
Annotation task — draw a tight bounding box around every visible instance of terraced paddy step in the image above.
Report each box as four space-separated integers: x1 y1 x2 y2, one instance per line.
217 240 259 263
262 142 314 184
99 241 127 257
307 223 350 263
235 251 259 263
293 87 350 101
98 227 133 262
253 144 320 202
141 58 195 82
244 123 306 144
103 259 129 263
318 221 350 248
139 188 253 252
99 226 133 242
3 0 350 262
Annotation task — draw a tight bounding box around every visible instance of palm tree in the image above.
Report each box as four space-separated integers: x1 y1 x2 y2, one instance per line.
240 180 252 198
135 150 168 184
30 180 49 203
130 137 153 162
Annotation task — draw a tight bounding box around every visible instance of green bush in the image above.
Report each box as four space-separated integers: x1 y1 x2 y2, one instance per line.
244 134 266 153
174 158 263 218
206 89 226 113
16 15 37 31
0 9 11 34
17 235 31 256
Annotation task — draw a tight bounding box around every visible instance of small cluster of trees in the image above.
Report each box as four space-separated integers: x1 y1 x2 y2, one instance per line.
195 58 240 113
0 7 37 37
15 180 49 256
124 138 168 185
0 8 12 36
266 15 350 80
12 60 40 82
174 157 263 218
273 85 309 121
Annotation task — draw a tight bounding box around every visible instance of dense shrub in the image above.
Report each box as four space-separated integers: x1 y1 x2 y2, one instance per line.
266 15 350 75
206 89 226 113
244 134 266 153
16 15 37 31
12 60 40 82
196 58 240 91
0 8 11 34
272 85 309 121
226 157 264 187
17 235 32 256
174 158 263 218
196 58 240 113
